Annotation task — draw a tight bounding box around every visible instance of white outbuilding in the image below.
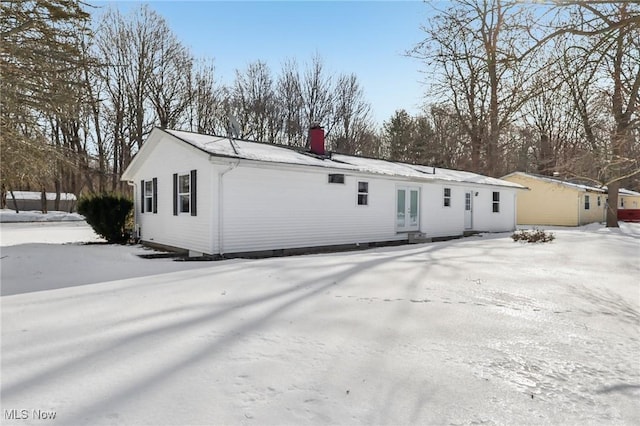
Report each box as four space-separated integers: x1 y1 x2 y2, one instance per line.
121 127 524 256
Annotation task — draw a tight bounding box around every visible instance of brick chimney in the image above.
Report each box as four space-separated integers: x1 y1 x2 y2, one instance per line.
309 124 325 156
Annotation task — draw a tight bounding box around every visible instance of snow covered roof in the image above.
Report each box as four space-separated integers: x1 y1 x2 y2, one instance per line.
165 129 524 189
502 172 606 193
10 191 77 201
619 188 640 196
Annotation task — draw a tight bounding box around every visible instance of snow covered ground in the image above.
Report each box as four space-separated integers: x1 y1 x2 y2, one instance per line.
1 222 639 425
1 209 84 223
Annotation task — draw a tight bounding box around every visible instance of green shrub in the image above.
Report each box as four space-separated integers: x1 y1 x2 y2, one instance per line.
511 228 555 243
77 193 133 244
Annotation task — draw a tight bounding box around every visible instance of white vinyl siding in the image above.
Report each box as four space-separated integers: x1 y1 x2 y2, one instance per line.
219 167 405 254
133 135 212 254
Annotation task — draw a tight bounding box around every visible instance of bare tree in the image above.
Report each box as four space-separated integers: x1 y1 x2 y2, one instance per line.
146 25 193 130
187 59 224 135
412 0 539 177
331 73 374 155
276 59 305 146
539 1 640 226
301 55 335 138
95 5 192 190
231 61 280 142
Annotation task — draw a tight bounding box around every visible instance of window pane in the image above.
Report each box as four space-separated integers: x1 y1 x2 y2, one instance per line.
145 180 153 195
444 188 451 197
410 190 418 225
493 203 499 213
180 194 190 213
397 190 405 227
465 193 471 210
179 174 190 193
444 198 450 207
493 192 500 202
358 194 368 205
358 181 368 193
145 198 153 212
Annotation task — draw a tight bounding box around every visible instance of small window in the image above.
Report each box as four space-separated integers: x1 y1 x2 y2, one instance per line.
443 188 451 207
492 191 500 213
620 198 624 208
141 178 157 214
178 173 190 213
584 195 590 210
357 181 368 205
144 181 153 213
597 196 601 207
328 174 345 184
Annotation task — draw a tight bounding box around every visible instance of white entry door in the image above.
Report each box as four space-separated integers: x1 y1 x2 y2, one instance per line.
464 191 473 229
397 187 420 232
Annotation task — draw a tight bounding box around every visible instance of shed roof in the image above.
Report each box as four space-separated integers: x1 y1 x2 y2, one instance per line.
164 129 523 189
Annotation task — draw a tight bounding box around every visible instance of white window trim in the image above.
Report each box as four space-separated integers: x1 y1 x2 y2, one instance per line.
357 181 369 206
443 187 451 207
492 191 500 213
144 180 153 213
178 172 191 214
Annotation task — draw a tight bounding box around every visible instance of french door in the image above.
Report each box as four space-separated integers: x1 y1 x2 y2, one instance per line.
397 187 420 232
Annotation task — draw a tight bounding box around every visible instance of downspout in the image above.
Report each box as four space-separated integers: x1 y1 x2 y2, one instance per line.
217 160 239 256
126 180 138 239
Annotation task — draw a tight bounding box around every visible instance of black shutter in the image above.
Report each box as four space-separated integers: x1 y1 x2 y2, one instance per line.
140 180 145 213
173 173 178 216
190 169 197 216
152 177 158 213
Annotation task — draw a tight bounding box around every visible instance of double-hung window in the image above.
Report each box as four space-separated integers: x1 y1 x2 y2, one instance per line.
584 195 590 210
178 173 190 213
492 191 500 213
443 188 451 207
173 170 197 216
357 181 368 205
140 178 157 213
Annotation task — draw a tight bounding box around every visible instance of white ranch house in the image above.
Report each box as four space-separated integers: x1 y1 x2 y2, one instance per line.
121 127 524 256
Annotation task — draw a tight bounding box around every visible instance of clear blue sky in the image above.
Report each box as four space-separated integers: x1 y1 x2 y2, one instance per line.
91 1 437 126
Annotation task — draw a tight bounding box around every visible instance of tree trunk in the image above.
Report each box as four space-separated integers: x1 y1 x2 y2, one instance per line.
606 180 620 227
1 183 6 209
54 179 61 211
40 187 48 214
10 190 19 213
